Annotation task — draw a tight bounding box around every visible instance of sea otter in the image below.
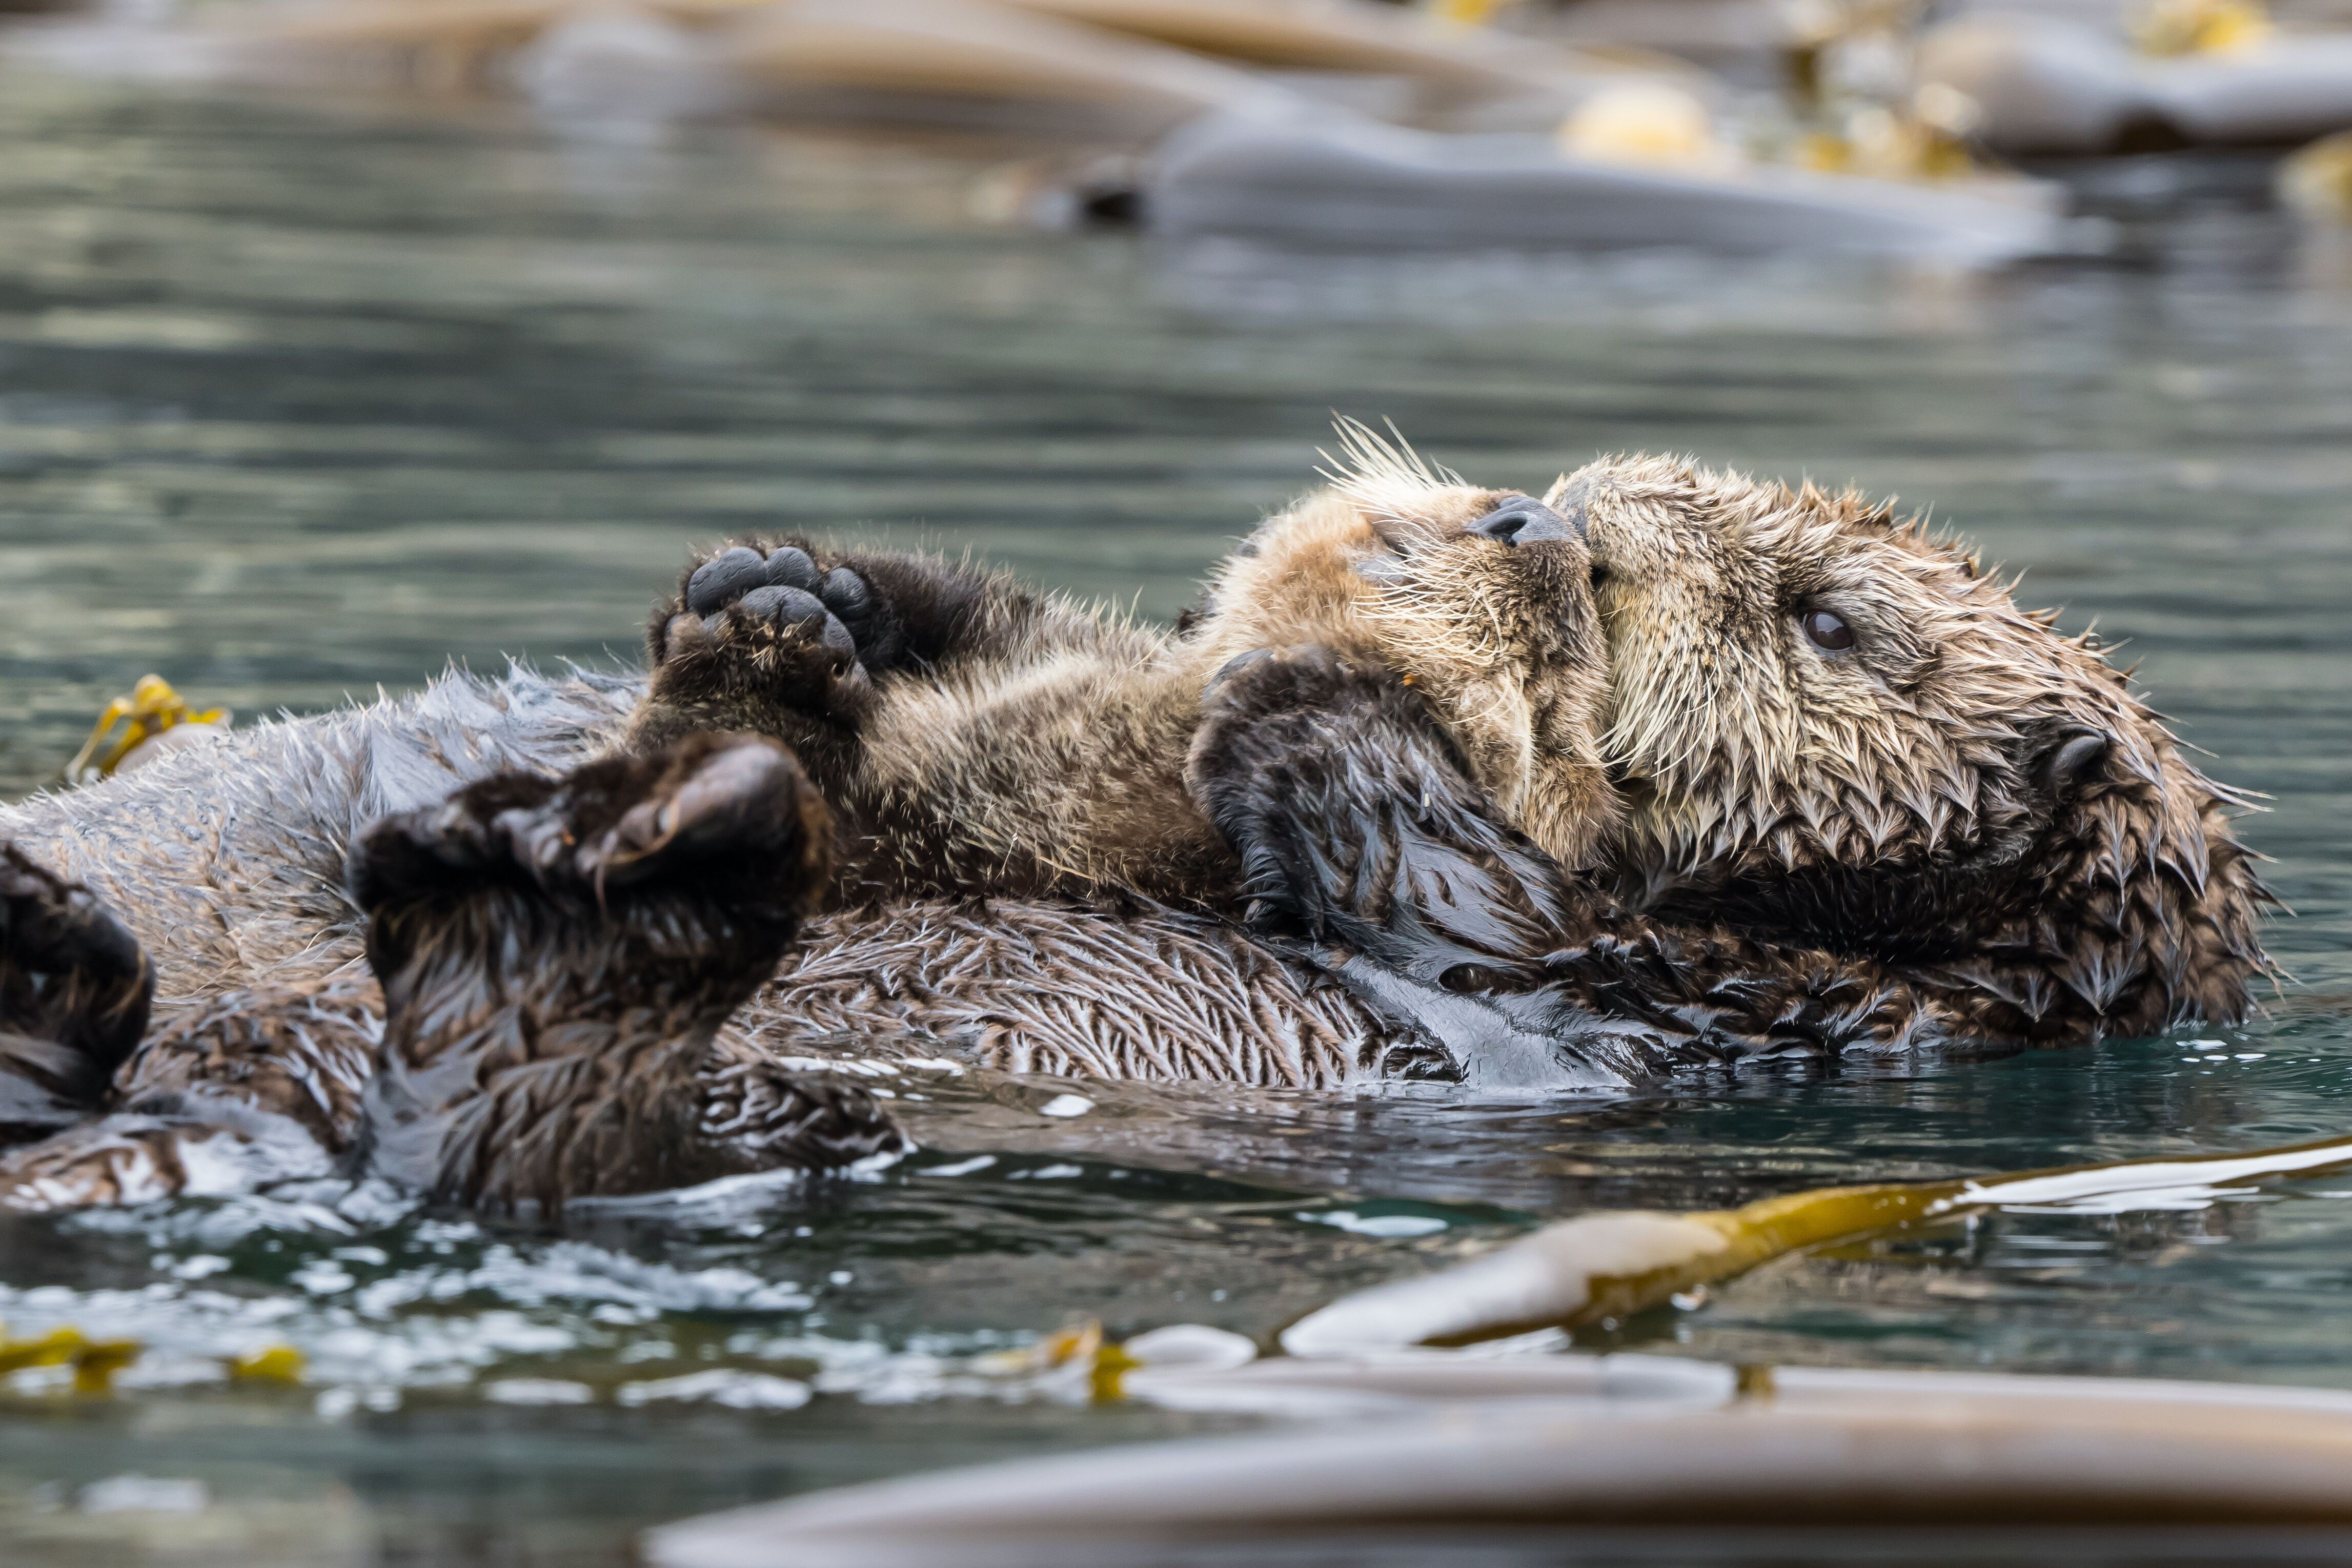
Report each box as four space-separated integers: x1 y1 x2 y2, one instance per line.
0 439 2270 1211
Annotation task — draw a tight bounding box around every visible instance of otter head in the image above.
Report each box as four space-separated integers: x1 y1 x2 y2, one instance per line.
1559 454 2271 1037
1192 422 1618 869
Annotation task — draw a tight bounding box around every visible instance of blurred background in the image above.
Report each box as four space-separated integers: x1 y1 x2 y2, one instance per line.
2 2 2352 1564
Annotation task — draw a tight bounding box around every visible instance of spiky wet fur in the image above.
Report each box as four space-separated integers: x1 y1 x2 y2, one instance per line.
1559 455 2272 1039
0 442 2273 1209
634 435 2267 1046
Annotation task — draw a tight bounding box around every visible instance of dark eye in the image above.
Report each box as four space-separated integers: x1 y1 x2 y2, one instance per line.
1801 608 1855 652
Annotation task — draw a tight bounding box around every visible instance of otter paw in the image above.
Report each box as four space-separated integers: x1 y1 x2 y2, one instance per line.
0 844 152 1123
1200 642 1379 715
353 731 827 931
351 735 861 1209
649 542 904 726
1188 644 1572 972
1190 646 1456 932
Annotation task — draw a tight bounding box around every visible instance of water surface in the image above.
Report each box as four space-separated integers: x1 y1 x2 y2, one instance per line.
2 65 2350 1564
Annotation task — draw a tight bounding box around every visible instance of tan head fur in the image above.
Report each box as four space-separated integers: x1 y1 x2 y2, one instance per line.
1553 454 2271 1036
1185 421 1618 871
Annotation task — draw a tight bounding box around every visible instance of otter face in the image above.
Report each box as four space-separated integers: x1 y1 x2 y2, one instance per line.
1555 454 2269 1034
1199 427 1617 868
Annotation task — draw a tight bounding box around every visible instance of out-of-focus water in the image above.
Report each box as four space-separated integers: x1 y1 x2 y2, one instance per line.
2 64 2351 1565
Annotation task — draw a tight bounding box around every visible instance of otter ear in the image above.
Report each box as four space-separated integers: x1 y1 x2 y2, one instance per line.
2042 727 2113 793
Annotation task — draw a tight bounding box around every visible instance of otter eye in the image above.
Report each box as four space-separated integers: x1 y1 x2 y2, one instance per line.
1801 608 1856 652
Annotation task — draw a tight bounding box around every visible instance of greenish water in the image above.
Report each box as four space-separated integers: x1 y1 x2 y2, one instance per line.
2 65 2351 1565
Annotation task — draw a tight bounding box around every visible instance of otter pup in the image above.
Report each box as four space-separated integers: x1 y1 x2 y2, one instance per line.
625 422 1617 901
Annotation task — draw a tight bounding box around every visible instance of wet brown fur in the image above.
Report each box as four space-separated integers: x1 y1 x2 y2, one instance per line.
351 732 904 1211
1557 454 2272 1040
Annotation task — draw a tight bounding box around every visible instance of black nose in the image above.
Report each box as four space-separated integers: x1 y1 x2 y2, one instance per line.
1469 496 1582 547
2041 727 2113 793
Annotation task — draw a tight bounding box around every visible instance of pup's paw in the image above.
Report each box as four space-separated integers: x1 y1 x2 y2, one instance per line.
1188 645 1570 969
1188 646 1451 935
647 542 906 726
0 845 152 1114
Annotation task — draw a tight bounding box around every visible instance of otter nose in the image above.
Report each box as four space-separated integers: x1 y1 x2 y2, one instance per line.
1469 495 1583 547
2041 727 2113 793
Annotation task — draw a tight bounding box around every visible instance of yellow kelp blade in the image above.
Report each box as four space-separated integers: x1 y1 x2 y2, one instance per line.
226 1345 309 1385
1282 1130 2352 1356
66 674 228 785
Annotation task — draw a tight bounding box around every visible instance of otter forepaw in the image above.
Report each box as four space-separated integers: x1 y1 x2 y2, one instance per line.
1188 645 1567 967
647 542 905 729
0 844 152 1128
1198 641 1369 714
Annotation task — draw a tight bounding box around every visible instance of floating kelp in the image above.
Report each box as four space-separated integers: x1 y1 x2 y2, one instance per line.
9 0 1660 134
0 1321 145 1394
645 1131 2352 1561
646 1356 2352 1564
1145 107 2071 260
1280 1129 2352 1356
986 0 1701 130
1917 9 2352 156
64 675 230 787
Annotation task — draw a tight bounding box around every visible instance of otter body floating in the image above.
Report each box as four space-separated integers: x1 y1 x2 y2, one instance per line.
1146 109 2074 261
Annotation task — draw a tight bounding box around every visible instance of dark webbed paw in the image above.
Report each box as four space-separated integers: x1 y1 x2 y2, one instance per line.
352 734 906 1210
0 845 152 1131
1186 645 1571 973
647 540 909 730
354 731 827 931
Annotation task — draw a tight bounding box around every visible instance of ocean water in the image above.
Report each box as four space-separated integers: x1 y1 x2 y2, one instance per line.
1 64 2350 1564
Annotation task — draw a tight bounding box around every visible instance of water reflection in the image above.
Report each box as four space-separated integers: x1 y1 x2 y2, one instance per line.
1 62 2350 1564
